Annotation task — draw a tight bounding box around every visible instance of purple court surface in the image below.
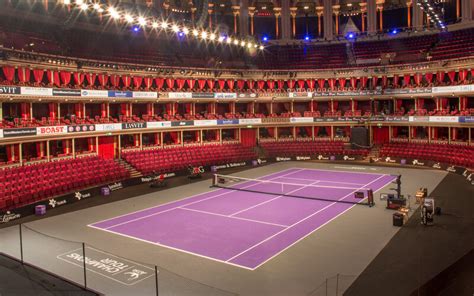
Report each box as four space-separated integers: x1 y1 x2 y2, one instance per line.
89 168 396 270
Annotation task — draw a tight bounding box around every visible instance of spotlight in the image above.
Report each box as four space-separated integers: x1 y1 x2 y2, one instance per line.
161 21 168 29
201 31 208 39
80 3 88 10
233 39 239 45
76 0 83 5
138 17 146 26
304 35 310 41
391 29 398 35
346 32 356 40
152 22 159 29
93 3 100 10
132 26 140 32
178 32 185 37
218 36 225 42
240 41 246 47
227 37 232 44
262 36 268 41
108 7 120 19
192 29 199 36
182 27 189 34
259 45 264 50
209 33 216 40
124 14 134 23
63 0 71 4
172 24 179 32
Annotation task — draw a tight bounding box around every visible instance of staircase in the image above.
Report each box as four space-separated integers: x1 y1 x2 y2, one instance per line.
115 158 142 178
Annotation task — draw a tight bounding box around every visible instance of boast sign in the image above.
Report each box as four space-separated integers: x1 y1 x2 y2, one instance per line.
37 126 67 135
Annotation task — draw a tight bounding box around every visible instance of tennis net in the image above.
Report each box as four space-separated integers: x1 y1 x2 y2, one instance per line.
212 174 375 206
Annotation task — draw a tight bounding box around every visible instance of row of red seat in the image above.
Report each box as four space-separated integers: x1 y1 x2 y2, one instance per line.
260 141 369 157
379 143 474 168
122 144 257 175
0 157 129 210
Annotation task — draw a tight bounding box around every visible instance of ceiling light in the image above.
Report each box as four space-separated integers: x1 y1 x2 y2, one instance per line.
182 27 189 34
93 3 100 10
125 14 134 23
201 31 208 39
172 24 179 32
138 17 146 26
152 21 159 28
161 21 168 29
209 33 216 40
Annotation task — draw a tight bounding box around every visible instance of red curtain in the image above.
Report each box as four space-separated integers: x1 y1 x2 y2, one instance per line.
86 73 97 87
59 71 71 86
287 80 295 89
328 79 336 90
437 71 445 83
393 74 399 87
2 66 15 82
297 79 305 89
166 78 175 89
237 80 245 90
122 75 131 88
73 72 84 86
277 80 285 90
458 69 468 82
247 80 255 90
218 79 226 90
372 76 378 88
338 78 346 89
424 73 433 84
33 69 45 84
207 79 215 90
350 77 357 89
176 79 185 90
267 80 275 90
187 79 196 90
447 71 456 83
257 80 265 90
403 74 411 86
133 76 143 89
318 79 325 89
97 74 109 88
143 77 152 89
227 79 235 90
241 129 257 147
48 103 57 119
414 73 422 86
198 79 206 90
17 67 31 84
381 75 388 88
155 78 164 90
46 70 61 87
361 77 368 88
373 127 389 144
307 79 315 90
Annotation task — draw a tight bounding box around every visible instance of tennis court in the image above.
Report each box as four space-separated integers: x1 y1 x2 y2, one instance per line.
89 168 396 270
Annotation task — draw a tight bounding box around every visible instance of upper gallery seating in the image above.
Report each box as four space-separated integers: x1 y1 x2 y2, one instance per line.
260 141 369 158
378 143 474 168
0 156 130 210
122 143 257 175
430 28 474 61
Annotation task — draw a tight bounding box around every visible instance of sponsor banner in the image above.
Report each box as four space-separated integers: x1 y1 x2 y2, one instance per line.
238 93 258 98
214 93 237 99
289 92 313 98
262 117 290 123
315 155 330 160
342 155 357 161
0 211 22 223
384 88 432 95
313 90 382 97
132 91 158 99
459 116 474 123
192 93 214 99
295 156 311 161
121 122 147 130
81 89 109 97
0 129 2 138
108 182 123 191
140 172 176 183
252 158 268 166
212 162 247 171
147 121 172 128
194 120 217 126
275 156 292 162
314 117 337 122
239 118 262 125
432 84 474 94
217 119 239 125
171 120 194 127
3 127 37 138
95 123 122 132
0 86 21 94
37 126 68 135
21 87 53 96
67 125 96 133
409 116 430 122
57 247 154 285
385 116 410 122
108 90 133 98
168 92 192 99
290 117 314 123
52 89 81 96
429 116 459 123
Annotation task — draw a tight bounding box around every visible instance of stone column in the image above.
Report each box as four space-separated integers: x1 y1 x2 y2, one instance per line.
323 0 334 39
412 0 424 29
406 1 412 28
360 2 367 32
316 6 324 37
333 5 341 36
367 0 377 34
274 7 282 39
376 0 385 31
290 7 298 38
232 6 240 34
208 3 214 29
239 0 249 37
281 0 291 39
248 6 256 35
461 0 472 22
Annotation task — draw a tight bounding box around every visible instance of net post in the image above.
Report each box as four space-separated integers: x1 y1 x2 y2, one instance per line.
19 224 24 263
82 242 87 289
155 265 159 296
212 174 217 187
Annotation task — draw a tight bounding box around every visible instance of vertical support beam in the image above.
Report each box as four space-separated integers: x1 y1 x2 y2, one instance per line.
0 102 2 119
239 0 249 37
316 8 323 37
249 7 256 35
323 0 334 39
72 138 76 158
274 8 282 39
461 0 472 22
333 5 340 36
407 1 412 27
280 0 291 39
412 0 424 29
232 6 240 35
360 3 367 32
19 143 23 164
46 140 50 161
367 0 377 34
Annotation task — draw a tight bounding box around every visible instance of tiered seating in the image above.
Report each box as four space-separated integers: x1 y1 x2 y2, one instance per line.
260 141 369 157
379 143 474 168
0 157 129 210
122 144 257 175
431 28 474 61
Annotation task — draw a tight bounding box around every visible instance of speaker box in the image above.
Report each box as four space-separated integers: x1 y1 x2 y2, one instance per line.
350 127 369 148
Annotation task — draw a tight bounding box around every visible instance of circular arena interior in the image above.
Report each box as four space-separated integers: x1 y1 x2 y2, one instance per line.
0 1 473 296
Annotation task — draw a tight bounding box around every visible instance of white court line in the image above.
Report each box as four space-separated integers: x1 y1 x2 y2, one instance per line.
99 169 305 230
228 180 321 217
226 174 389 264
88 167 298 228
273 176 367 186
178 207 290 228
294 166 387 176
